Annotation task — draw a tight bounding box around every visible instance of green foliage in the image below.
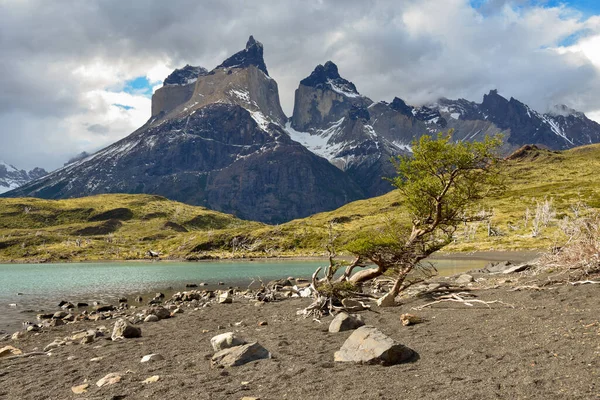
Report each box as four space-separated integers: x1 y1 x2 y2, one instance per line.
390 132 504 234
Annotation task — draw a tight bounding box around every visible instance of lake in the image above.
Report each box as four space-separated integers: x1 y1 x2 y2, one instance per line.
0 258 489 333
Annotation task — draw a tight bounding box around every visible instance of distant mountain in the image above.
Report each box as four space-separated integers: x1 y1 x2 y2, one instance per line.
5 37 364 224
0 162 47 194
287 63 600 197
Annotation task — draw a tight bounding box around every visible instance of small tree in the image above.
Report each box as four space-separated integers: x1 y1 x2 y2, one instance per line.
346 132 504 299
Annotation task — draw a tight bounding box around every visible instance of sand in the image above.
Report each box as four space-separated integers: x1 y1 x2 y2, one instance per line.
2 267 599 399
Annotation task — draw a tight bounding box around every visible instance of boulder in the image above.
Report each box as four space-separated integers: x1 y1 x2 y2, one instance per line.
211 342 270 367
48 318 65 327
328 312 365 333
111 318 142 340
400 313 424 326
0 345 22 358
456 274 474 284
144 315 159 323
96 373 121 387
210 332 246 352
53 311 69 319
376 292 397 307
71 383 89 394
76 302 89 308
150 306 171 320
141 353 164 363
334 326 414 365
218 292 233 304
61 302 75 309
94 304 116 312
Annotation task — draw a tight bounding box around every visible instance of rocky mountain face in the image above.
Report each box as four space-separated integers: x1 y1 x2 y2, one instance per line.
0 162 47 194
5 37 363 224
287 64 600 197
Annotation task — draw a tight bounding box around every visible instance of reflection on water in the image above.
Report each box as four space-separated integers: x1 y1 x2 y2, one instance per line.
0 258 488 333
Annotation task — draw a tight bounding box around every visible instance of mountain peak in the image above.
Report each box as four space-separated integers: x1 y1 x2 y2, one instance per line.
389 97 413 116
163 65 208 86
300 61 359 96
216 35 269 76
548 104 585 119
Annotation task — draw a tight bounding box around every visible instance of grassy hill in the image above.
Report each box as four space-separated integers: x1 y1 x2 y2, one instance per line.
1 144 599 262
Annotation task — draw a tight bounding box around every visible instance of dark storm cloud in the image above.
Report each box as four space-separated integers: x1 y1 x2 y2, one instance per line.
0 0 599 170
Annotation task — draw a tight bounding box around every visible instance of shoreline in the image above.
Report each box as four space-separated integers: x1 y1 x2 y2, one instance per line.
0 249 543 265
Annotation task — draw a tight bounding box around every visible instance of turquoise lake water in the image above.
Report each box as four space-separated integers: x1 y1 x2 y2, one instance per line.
0 258 488 333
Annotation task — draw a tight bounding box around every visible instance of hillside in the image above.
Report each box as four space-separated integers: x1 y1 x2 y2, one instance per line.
1 144 599 262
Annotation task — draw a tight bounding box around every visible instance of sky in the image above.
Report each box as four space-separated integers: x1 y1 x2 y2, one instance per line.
1 0 600 170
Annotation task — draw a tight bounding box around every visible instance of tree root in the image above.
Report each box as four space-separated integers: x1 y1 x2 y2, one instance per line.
413 292 515 310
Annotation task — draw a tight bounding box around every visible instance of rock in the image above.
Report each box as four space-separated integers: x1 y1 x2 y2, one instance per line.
37 313 54 320
341 298 368 311
328 312 365 333
257 321 268 326
155 292 165 299
26 325 40 332
94 304 116 312
71 383 89 394
62 313 75 322
48 318 65 327
80 334 95 344
61 302 75 309
199 282 208 286
118 297 127 303
481 261 512 273
376 292 397 307
135 296 143 302
241 398 260 400
111 318 142 340
172 308 184 314
11 331 25 340
53 311 68 319
44 339 65 352
144 315 159 323
150 306 171 320
456 274 474 284
143 375 160 384
400 313 424 326
141 353 164 363
210 332 246 352
186 283 198 288
211 342 270 367
76 302 89 308
218 292 233 304
502 264 532 274
58 300 68 307
90 357 103 362
96 373 121 387
334 326 414 365
0 345 22 358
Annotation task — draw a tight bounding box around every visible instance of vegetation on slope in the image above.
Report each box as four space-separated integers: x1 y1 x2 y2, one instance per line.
0 144 599 262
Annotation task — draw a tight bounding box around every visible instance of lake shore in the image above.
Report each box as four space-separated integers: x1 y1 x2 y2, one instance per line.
2 266 599 400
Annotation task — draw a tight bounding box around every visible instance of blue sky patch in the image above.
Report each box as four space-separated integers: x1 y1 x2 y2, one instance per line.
470 0 600 18
112 103 135 110
122 76 154 97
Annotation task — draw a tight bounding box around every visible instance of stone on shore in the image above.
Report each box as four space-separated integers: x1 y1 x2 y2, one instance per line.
218 292 233 304
111 318 142 340
334 326 414 365
456 274 474 284
150 306 171 320
211 342 270 367
141 353 164 363
143 375 160 384
0 345 22 358
144 315 159 323
44 339 65 352
400 313 424 326
96 373 121 387
71 383 89 394
328 312 365 333
211 332 246 352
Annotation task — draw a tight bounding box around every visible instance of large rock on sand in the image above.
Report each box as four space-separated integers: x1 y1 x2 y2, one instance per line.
334 326 414 365
111 318 142 340
211 342 270 367
329 312 365 333
210 332 246 352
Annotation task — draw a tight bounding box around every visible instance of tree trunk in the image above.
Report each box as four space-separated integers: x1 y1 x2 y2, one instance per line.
348 266 385 284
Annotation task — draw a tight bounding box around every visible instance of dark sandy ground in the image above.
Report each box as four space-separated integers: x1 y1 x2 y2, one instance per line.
2 269 600 400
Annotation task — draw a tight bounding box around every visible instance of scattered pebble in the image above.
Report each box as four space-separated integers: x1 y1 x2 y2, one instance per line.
143 375 160 384
96 373 122 387
71 383 89 394
140 353 164 363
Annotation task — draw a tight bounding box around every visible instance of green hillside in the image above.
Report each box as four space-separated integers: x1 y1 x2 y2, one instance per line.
1 144 599 262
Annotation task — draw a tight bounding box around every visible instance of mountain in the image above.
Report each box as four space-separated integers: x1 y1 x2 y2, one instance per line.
4 37 364 224
0 162 47 194
287 63 600 197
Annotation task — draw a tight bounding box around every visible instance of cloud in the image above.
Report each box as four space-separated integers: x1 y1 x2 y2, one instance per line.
0 0 600 170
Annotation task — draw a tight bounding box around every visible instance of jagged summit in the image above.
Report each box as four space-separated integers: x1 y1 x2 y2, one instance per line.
163 65 208 86
300 61 359 96
548 104 585 118
389 97 413 116
216 35 269 76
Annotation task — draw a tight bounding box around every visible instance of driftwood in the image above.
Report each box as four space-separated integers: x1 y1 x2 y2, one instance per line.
4 351 47 360
413 292 515 310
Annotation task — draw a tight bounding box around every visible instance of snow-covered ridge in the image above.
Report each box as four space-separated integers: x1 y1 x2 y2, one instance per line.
327 79 360 98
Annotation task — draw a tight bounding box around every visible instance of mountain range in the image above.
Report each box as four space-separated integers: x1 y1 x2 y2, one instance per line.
0 161 47 195
5 36 600 222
